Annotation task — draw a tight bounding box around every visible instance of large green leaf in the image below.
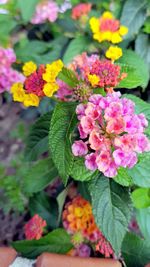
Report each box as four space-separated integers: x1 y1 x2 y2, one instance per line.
132 188 150 209
23 158 58 194
49 102 77 185
114 167 133 187
29 191 58 229
120 0 147 39
25 113 51 161
70 157 98 181
12 229 73 259
17 0 40 22
63 36 90 64
127 153 150 188
122 232 150 267
117 49 149 89
89 175 132 254
136 207 150 240
135 33 150 74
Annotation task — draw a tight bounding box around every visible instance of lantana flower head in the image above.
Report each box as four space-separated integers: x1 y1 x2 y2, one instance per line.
90 11 128 44
31 0 59 24
57 53 127 102
63 195 113 258
72 92 150 177
24 214 47 240
0 47 24 93
11 59 63 107
71 3 92 20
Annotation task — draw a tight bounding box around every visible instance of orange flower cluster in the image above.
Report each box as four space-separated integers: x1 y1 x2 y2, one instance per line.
63 196 102 242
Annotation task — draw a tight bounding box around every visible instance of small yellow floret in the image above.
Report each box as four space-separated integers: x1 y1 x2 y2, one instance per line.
43 60 63 83
88 74 100 87
119 25 128 36
43 83 59 97
11 82 25 102
105 46 123 61
22 61 37 76
111 32 122 43
89 17 100 33
23 94 40 107
102 11 113 19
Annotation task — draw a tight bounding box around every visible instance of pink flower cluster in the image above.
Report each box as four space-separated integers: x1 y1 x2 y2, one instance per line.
72 92 150 177
71 3 92 20
0 47 24 93
31 0 59 24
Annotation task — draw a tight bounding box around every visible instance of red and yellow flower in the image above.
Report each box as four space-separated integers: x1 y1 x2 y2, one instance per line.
11 60 63 107
90 11 128 44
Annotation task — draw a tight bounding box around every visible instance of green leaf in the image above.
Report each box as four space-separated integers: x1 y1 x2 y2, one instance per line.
122 232 150 267
17 0 40 22
57 188 68 224
63 36 90 64
0 14 17 45
135 33 150 74
127 153 150 188
132 188 150 209
117 49 149 89
29 191 58 229
89 175 132 254
70 157 98 181
15 37 69 64
25 113 51 161
136 207 150 240
121 0 147 39
78 182 91 202
12 229 73 259
49 102 77 185
23 158 58 194
114 167 133 187
58 67 79 87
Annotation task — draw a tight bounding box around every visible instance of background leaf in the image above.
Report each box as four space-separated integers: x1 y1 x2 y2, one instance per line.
89 175 132 254
122 232 150 267
135 33 150 74
117 49 149 89
29 191 59 229
25 113 51 161
127 153 150 188
63 36 90 64
49 102 77 185
120 0 147 39
23 158 58 194
12 229 73 259
132 188 150 209
136 207 150 240
17 0 40 22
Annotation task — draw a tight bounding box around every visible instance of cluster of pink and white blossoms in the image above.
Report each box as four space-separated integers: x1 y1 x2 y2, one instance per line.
72 92 150 177
0 47 24 93
31 0 59 24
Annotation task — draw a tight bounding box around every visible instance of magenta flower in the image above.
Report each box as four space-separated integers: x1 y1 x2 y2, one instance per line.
72 92 150 177
72 140 88 156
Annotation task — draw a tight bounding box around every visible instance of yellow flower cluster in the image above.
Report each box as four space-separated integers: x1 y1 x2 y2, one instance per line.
105 46 123 61
11 82 39 107
90 11 128 44
42 59 63 97
88 74 100 87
